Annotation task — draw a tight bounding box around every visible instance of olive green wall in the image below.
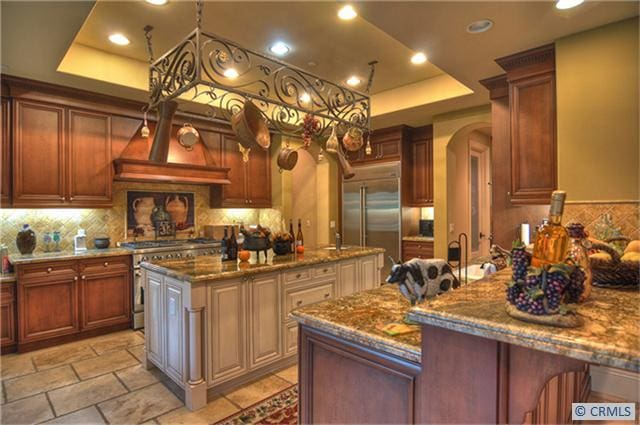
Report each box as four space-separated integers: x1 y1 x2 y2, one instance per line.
556 17 639 202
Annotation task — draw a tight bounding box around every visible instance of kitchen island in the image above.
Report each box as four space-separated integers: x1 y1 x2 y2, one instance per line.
291 269 639 424
139 247 384 410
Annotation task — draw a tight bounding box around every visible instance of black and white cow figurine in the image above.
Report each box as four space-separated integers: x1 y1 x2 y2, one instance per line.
386 257 459 305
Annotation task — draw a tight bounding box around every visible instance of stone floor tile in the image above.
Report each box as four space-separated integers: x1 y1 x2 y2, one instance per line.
89 331 145 355
156 396 239 425
115 364 159 391
0 354 36 380
4 365 78 402
98 383 182 425
32 344 96 371
72 350 138 380
274 364 298 384
224 374 292 409
44 406 106 424
48 373 127 416
127 345 145 363
1 393 54 424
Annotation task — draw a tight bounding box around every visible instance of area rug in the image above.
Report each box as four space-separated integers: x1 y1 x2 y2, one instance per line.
215 384 298 425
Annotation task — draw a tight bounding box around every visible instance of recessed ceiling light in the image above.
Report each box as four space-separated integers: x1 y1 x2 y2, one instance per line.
145 0 168 5
466 19 494 34
108 33 130 46
410 52 427 65
223 68 239 79
269 41 290 56
555 0 584 9
300 93 311 103
346 76 361 87
338 5 357 20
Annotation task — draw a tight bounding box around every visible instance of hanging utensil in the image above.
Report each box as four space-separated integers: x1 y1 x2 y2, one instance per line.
149 100 178 163
177 123 200 151
364 133 373 156
141 110 150 138
336 141 355 180
325 124 339 153
343 127 364 152
231 100 271 150
277 140 298 171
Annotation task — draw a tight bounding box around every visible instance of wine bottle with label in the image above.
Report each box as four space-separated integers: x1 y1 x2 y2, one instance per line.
221 227 229 261
228 226 238 261
288 219 295 253
531 191 569 267
296 219 304 248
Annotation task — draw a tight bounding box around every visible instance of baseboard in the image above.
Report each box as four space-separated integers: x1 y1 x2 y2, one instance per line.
590 365 640 401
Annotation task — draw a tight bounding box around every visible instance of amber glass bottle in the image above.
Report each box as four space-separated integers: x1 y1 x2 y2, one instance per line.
531 191 569 267
296 219 304 248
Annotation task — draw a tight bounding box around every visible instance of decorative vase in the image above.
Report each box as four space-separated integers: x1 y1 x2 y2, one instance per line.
16 224 36 255
273 240 290 256
566 223 592 302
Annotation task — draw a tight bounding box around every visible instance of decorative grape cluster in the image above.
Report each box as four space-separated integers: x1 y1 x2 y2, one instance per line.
506 243 585 316
302 114 321 146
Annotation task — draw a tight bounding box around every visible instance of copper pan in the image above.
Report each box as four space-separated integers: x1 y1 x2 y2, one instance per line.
277 146 298 171
336 141 355 180
231 100 271 150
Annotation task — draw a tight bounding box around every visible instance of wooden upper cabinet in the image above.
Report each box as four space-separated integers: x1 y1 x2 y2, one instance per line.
12 100 67 207
496 44 557 205
67 109 112 207
403 125 433 207
1 96 11 206
211 133 272 208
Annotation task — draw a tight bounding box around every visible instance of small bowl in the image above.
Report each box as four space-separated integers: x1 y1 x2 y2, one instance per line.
94 237 111 249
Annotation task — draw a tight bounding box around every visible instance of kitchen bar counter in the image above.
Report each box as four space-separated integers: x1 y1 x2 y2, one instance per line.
142 246 384 283
408 269 640 372
291 284 420 363
9 248 131 265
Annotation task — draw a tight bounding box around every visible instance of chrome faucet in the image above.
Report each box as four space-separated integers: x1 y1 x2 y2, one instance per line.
335 232 342 251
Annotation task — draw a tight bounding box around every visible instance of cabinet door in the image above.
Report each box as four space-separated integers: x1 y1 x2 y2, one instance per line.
164 279 184 383
209 279 247 384
246 146 272 207
1 97 11 206
212 134 247 207
358 256 378 291
410 139 433 206
284 322 298 357
13 100 66 206
67 109 112 207
80 260 130 330
376 139 401 161
249 273 282 368
145 271 164 367
1 284 16 349
338 260 358 297
19 275 79 343
510 73 556 204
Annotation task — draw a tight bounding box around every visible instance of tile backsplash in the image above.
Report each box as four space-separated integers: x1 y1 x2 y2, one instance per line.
0 181 283 254
563 202 639 240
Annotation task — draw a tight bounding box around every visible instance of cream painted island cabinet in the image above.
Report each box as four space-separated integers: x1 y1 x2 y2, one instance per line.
140 247 384 410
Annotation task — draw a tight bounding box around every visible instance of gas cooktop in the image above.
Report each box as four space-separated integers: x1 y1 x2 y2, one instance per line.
120 238 220 250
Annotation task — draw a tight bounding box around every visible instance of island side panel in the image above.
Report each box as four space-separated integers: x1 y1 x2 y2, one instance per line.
299 325 420 424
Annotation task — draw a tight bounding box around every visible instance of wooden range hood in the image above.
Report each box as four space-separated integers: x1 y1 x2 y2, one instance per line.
113 120 230 186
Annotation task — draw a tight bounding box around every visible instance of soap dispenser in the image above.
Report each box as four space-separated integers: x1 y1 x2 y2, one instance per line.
74 229 87 252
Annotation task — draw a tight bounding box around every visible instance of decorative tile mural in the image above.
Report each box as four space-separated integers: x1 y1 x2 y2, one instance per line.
126 191 195 238
0 181 283 254
563 202 639 240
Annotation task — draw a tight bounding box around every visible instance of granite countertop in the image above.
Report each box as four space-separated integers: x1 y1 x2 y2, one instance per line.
408 269 640 372
141 247 384 283
403 236 434 243
291 284 421 363
0 274 16 284
9 248 132 265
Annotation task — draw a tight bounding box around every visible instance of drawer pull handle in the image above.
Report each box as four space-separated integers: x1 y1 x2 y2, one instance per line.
47 267 52 273
324 293 330 298
104 262 109 267
323 268 328 273
73 276 78 281
296 273 301 279
296 300 303 306
81 275 86 280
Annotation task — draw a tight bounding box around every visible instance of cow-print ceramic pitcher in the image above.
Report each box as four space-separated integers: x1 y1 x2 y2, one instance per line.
386 258 459 305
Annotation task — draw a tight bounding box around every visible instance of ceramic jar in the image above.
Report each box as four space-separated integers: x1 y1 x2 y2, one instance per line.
567 223 592 302
16 224 36 255
165 195 189 227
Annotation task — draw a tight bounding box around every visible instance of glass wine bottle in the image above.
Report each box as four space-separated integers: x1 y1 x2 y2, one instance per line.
531 191 569 267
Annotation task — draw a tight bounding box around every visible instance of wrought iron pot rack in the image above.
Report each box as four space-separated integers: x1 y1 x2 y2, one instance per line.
144 0 375 142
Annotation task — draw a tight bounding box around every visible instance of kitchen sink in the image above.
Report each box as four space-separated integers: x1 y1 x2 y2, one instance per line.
323 245 353 251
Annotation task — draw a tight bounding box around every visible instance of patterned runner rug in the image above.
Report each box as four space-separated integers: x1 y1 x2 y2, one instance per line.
215 384 298 425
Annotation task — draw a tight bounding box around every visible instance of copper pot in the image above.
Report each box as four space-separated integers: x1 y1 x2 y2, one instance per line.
336 142 355 179
148 100 178 163
342 127 364 152
231 100 271 150
177 123 200 151
277 146 298 171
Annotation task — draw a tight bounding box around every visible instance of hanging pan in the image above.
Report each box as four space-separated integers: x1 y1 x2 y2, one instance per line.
231 100 271 150
336 141 355 180
277 144 298 172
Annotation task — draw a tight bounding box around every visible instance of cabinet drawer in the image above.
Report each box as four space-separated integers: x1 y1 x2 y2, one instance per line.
312 263 336 279
81 256 131 275
283 268 311 284
285 280 334 316
18 261 76 281
402 241 434 261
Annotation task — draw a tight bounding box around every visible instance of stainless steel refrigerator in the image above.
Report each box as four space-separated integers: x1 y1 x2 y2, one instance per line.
342 162 401 279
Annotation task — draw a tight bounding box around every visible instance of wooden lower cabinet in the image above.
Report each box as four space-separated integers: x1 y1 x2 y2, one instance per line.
402 240 434 262
16 256 132 351
249 273 282 368
1 283 17 353
338 259 358 296
358 256 379 291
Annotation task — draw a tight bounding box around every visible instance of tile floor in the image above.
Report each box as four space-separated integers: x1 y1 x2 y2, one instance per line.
0 330 298 425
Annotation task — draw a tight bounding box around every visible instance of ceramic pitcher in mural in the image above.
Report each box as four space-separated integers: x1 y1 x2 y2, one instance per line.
132 197 156 228
165 194 189 228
